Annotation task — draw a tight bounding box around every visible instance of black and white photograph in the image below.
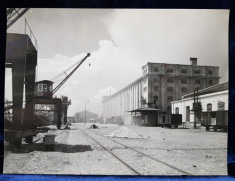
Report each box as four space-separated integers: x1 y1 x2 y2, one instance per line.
4 8 229 175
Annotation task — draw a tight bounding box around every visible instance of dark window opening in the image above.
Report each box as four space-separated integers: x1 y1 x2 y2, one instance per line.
186 106 190 122
195 79 200 84
175 107 179 114
167 96 173 102
181 87 187 92
167 106 171 111
181 79 187 84
167 78 173 83
207 103 212 112
167 87 173 92
208 70 213 75
167 68 173 73
154 67 158 72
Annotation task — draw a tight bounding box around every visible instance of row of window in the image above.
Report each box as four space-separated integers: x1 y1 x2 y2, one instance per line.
166 87 188 92
148 86 205 93
37 84 53 92
152 67 214 75
175 102 225 115
153 96 173 102
152 86 190 92
154 78 213 85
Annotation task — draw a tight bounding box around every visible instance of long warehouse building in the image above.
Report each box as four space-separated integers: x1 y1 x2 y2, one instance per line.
102 57 220 126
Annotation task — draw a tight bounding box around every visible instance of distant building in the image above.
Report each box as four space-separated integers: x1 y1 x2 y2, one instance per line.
171 82 228 129
103 58 220 126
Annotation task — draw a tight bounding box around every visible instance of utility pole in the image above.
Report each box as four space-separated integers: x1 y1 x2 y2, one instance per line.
84 101 86 125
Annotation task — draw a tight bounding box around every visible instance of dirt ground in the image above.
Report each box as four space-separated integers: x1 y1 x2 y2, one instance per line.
3 123 227 175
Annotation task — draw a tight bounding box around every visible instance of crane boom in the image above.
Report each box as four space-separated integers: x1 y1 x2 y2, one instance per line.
52 53 90 95
7 8 30 29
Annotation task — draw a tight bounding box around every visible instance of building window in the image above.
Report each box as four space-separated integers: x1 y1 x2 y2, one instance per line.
175 107 179 114
143 87 147 92
208 70 213 75
167 96 173 102
194 70 200 74
209 80 213 85
154 86 158 91
167 87 173 92
153 95 158 101
186 106 190 122
38 84 43 91
181 87 187 92
49 85 53 92
207 103 212 112
167 78 173 83
166 68 173 73
167 106 171 111
154 67 158 72
217 101 225 111
154 78 158 82
43 84 47 92
195 79 200 84
181 69 187 73
181 79 187 84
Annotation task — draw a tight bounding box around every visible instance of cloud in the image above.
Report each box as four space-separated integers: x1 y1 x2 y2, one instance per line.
37 39 135 116
5 9 229 117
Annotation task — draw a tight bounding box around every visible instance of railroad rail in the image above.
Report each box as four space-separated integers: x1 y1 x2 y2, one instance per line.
78 126 192 176
78 127 141 175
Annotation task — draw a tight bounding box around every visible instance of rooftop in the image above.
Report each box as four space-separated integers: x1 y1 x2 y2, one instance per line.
182 82 228 99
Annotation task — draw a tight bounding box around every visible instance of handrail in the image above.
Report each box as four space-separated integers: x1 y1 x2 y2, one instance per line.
25 18 38 51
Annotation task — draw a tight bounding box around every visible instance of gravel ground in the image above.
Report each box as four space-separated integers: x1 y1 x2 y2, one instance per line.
3 123 227 175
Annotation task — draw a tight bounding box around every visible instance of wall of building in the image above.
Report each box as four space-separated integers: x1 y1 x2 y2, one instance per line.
171 90 228 128
144 61 220 113
103 58 220 125
103 77 145 125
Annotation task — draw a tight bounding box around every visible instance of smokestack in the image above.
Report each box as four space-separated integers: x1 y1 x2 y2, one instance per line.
190 57 197 66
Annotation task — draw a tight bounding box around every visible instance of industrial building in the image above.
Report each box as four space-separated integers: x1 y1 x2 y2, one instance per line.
171 82 228 129
103 58 220 126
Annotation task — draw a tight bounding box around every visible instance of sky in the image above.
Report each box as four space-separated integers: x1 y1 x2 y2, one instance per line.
6 9 229 116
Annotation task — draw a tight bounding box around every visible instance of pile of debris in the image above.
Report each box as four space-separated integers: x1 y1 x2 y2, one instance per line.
106 126 149 139
89 124 99 129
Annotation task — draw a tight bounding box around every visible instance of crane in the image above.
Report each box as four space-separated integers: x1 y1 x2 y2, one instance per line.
7 8 30 29
51 53 90 95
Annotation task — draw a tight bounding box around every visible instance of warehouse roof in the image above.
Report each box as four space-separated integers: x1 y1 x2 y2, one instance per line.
182 82 228 99
129 107 160 113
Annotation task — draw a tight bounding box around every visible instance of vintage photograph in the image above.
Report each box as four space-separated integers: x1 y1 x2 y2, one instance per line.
4 8 229 175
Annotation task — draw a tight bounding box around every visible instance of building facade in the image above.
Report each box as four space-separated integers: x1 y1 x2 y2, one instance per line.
103 57 220 125
171 82 228 129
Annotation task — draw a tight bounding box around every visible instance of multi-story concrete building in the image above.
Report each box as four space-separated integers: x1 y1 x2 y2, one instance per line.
103 57 220 125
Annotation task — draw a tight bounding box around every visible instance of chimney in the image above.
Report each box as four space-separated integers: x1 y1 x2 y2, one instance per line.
190 57 197 66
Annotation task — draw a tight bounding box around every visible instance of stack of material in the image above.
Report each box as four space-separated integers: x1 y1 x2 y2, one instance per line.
106 126 148 139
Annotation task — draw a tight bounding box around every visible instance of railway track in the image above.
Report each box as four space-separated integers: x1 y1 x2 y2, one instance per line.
78 126 192 176
78 127 141 175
